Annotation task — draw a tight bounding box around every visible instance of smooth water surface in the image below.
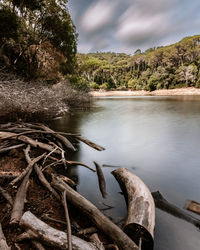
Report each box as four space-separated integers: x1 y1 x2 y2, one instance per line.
50 96 200 250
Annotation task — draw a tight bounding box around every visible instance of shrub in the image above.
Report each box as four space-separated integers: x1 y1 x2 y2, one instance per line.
89 82 99 90
100 82 109 90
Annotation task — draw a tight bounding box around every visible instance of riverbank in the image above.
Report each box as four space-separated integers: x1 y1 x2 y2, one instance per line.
90 87 200 97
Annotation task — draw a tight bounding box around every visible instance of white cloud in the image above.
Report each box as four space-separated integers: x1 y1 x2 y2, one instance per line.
80 0 118 33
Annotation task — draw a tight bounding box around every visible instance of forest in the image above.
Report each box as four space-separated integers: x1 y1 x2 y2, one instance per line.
76 35 200 91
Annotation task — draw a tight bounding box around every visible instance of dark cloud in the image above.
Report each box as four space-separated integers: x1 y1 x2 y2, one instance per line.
68 0 200 53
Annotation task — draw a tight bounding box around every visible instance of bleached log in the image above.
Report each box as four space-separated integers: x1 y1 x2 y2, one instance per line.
52 176 139 250
20 211 101 250
0 223 11 250
112 168 155 250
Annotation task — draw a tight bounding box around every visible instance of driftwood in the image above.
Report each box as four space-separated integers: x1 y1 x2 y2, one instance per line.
0 171 20 179
0 186 13 206
10 169 31 225
0 223 11 250
67 161 96 172
152 191 200 228
112 168 155 250
0 143 25 154
94 162 107 198
62 190 72 250
32 240 46 250
20 211 101 250
34 164 60 200
9 152 46 186
55 174 76 187
75 136 105 151
78 227 98 236
0 132 60 154
42 214 67 226
89 233 105 250
185 200 200 215
52 176 139 250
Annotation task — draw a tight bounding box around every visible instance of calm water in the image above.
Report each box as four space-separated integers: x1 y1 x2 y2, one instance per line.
50 96 200 250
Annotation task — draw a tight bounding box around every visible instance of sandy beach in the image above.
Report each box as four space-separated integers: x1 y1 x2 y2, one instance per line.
90 87 200 97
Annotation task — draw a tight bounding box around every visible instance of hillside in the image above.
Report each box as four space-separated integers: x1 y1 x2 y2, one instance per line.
76 35 200 91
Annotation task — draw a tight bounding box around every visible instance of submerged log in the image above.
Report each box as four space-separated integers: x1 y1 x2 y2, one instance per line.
20 211 101 250
152 191 200 228
112 168 155 250
52 176 139 250
185 200 200 215
94 162 107 198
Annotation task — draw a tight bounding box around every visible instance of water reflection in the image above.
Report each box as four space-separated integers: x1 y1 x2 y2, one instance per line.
50 96 200 250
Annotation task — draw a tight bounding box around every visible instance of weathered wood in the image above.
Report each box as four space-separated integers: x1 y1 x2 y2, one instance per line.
185 200 200 215
34 164 60 200
0 143 25 154
89 233 105 250
0 223 11 250
78 227 98 236
112 168 155 250
9 152 46 186
0 186 13 206
52 176 139 250
75 136 105 151
32 240 46 250
152 191 200 228
62 190 72 250
94 162 107 198
0 132 60 154
0 171 20 179
67 160 96 172
20 211 101 250
10 169 31 225
55 174 76 187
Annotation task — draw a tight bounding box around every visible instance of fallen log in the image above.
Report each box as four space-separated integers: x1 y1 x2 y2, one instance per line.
152 191 200 228
94 162 107 198
52 176 139 250
20 211 102 250
185 200 200 215
0 223 11 250
10 169 31 225
112 168 155 250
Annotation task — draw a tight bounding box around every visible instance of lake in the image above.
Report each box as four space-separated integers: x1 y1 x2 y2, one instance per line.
50 96 200 250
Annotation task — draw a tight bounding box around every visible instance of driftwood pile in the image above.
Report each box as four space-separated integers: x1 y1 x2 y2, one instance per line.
0 123 143 250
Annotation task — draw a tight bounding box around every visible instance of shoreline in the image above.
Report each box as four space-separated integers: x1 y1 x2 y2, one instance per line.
90 87 200 97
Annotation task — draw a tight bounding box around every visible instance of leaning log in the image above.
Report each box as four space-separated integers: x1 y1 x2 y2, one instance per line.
112 168 155 250
20 211 102 250
0 223 11 250
152 191 200 228
52 176 139 250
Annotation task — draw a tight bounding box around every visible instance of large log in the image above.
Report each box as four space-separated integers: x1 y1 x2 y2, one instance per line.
112 168 155 250
52 176 139 250
152 191 200 228
20 211 101 250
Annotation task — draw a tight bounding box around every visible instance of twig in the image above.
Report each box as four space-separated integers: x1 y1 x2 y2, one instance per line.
62 190 72 250
77 227 98 235
42 214 67 226
0 143 25 154
67 160 96 172
75 136 105 151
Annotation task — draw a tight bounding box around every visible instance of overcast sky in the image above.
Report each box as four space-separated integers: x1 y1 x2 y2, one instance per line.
68 0 200 54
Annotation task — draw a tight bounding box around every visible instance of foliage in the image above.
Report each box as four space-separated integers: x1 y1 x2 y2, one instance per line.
0 0 77 78
76 35 200 91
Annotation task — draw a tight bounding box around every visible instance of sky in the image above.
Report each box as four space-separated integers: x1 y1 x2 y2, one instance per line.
68 0 200 54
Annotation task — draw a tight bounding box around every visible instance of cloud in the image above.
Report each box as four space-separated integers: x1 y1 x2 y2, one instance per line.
80 0 118 33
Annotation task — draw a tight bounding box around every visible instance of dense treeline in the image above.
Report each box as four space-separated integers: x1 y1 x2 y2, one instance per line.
76 35 200 91
0 0 77 79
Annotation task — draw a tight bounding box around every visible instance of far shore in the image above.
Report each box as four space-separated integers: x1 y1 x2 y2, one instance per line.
90 87 200 97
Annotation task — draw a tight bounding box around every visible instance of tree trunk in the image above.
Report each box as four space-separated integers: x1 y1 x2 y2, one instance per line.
112 168 155 250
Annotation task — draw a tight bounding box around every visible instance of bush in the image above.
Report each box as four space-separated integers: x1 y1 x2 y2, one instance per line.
66 75 90 91
128 78 137 89
0 69 91 122
89 82 99 90
99 82 109 90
